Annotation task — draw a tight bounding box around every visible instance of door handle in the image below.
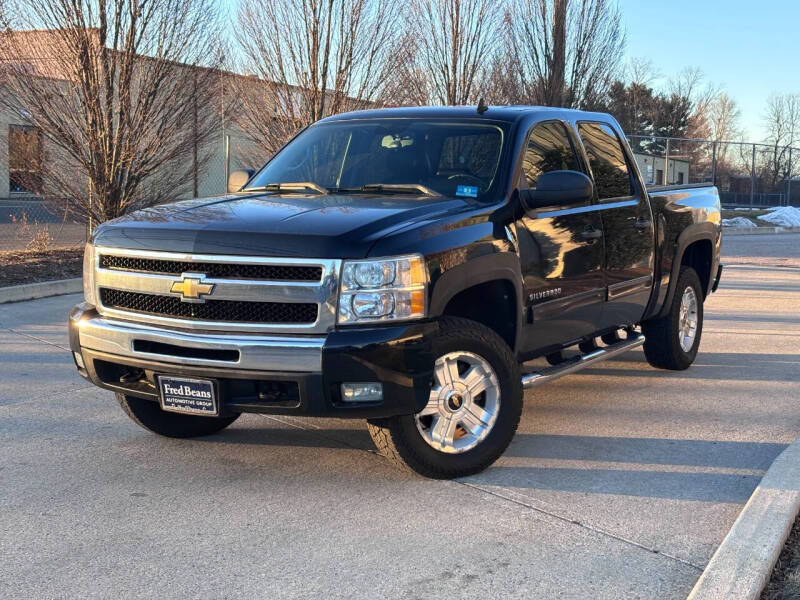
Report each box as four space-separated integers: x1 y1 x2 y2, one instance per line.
634 219 652 231
580 228 603 241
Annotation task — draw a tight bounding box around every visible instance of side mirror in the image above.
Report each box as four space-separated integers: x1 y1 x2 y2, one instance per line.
522 170 594 209
227 169 254 193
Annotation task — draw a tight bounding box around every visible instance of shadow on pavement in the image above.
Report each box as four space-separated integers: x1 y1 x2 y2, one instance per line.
467 435 786 503
467 466 760 503
580 351 800 382
195 425 785 502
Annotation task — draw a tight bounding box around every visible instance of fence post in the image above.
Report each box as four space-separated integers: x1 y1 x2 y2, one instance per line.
788 147 793 207
664 138 670 186
711 141 717 186
88 180 93 237
750 143 756 208
224 133 231 194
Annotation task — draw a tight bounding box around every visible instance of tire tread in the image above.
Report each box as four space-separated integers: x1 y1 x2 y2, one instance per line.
642 266 703 371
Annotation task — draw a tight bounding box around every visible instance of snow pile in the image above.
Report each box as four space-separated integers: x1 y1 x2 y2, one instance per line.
722 216 756 228
757 206 800 228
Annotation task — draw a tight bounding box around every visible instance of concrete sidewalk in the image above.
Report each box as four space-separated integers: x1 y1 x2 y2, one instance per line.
1 263 800 598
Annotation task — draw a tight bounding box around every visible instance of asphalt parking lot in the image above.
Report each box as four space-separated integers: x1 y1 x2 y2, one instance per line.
2 235 800 598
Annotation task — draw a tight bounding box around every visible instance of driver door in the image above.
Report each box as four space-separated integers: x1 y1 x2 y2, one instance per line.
514 121 606 355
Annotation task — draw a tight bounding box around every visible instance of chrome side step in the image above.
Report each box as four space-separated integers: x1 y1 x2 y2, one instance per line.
521 334 645 389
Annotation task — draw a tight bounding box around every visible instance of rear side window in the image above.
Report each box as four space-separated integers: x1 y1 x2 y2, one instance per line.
577 122 633 199
521 121 579 188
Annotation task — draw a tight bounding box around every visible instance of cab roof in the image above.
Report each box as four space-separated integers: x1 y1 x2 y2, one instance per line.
319 105 615 125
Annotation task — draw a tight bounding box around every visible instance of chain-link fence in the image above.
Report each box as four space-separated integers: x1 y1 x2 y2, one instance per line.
2 133 798 254
627 135 799 208
0 198 88 252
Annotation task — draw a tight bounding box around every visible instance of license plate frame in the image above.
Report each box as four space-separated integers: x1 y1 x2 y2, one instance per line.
157 375 218 416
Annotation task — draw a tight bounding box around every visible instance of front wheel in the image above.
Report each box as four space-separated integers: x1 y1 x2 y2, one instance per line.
642 266 704 370
367 318 523 479
117 393 240 438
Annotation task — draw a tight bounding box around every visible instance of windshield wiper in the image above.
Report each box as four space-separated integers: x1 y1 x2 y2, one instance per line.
359 183 441 197
244 182 329 195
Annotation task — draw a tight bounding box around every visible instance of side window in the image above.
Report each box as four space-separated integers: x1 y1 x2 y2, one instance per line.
577 122 633 199
521 121 579 189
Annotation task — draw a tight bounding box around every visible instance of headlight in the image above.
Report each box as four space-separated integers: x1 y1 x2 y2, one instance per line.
82 243 97 306
338 254 427 324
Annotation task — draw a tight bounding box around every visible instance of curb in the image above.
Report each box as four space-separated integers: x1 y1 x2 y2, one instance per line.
724 226 800 235
687 436 800 599
0 278 82 304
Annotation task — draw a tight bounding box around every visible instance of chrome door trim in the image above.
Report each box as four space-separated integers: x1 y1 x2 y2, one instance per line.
607 275 653 300
532 287 605 320
534 199 638 219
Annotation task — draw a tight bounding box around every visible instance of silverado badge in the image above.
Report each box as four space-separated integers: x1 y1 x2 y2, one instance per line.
170 275 215 303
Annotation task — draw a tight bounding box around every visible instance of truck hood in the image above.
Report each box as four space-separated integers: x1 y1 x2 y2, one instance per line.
92 192 472 258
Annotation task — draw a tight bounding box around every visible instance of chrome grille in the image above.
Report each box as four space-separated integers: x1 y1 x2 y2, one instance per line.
93 248 340 334
99 255 323 281
99 289 318 324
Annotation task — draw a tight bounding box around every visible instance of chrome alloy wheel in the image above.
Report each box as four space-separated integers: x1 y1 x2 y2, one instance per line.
415 351 501 454
678 286 699 352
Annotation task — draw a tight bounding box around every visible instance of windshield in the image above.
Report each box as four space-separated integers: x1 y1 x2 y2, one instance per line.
246 119 506 199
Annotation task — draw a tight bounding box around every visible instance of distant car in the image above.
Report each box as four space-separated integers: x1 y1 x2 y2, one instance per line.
70 105 722 478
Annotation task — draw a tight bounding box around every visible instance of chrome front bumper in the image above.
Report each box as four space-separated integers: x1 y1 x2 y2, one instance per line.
74 312 325 373
69 302 436 418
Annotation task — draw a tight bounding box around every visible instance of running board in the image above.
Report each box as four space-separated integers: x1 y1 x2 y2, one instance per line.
521 334 645 389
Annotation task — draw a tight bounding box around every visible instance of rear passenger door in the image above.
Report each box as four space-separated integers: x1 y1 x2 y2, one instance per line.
515 121 606 355
576 122 655 328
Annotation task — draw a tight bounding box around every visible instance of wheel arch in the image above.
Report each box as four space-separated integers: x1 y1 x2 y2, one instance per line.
657 224 717 318
429 253 523 354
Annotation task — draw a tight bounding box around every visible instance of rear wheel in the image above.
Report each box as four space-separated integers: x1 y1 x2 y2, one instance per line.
642 266 704 370
367 318 522 479
117 393 240 438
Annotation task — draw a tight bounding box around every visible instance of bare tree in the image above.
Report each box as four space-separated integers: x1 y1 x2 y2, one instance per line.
707 92 741 176
400 0 502 106
0 0 223 223
232 0 401 157
506 0 625 109
761 93 800 187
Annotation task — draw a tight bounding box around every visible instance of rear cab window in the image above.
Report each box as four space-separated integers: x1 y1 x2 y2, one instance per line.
576 122 634 200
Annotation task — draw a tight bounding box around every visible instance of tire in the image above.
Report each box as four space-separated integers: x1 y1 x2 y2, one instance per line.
367 317 523 479
117 393 240 438
642 266 704 370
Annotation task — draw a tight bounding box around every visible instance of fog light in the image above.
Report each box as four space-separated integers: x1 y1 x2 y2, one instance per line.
341 382 383 403
73 351 85 369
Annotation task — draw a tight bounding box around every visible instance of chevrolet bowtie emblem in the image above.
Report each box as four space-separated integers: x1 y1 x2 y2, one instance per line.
170 275 215 303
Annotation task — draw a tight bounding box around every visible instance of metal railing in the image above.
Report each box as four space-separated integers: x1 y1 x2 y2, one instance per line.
0 197 88 252
3 133 798 253
627 135 799 208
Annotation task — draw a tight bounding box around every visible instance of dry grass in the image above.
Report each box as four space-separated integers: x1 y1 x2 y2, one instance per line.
761 515 800 600
0 246 83 286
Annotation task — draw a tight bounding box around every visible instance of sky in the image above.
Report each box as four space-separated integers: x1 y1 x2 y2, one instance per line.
220 0 796 141
617 0 800 141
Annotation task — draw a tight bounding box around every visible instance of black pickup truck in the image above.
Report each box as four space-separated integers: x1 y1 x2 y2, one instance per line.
69 106 722 478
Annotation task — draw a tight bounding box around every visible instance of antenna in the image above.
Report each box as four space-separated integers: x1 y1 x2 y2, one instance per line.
477 97 489 114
